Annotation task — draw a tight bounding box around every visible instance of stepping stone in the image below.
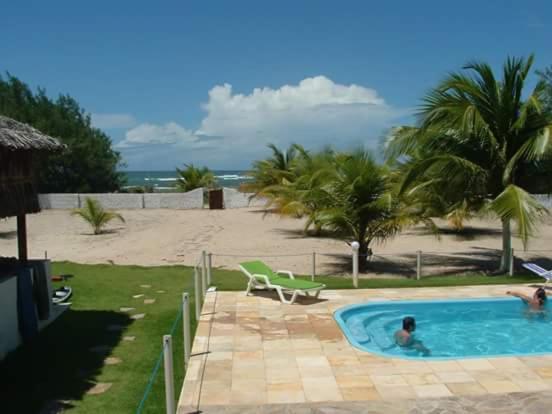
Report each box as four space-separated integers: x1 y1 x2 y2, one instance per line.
123 336 136 342
140 284 151 288
132 294 144 299
89 345 111 354
144 299 156 305
131 313 146 320
120 307 135 312
104 356 122 365
156 290 166 294
107 324 124 332
86 382 112 395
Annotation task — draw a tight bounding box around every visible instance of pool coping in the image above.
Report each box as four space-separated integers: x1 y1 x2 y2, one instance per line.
334 296 552 361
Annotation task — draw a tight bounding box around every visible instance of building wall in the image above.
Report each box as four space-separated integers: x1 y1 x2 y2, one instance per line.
0 275 19 360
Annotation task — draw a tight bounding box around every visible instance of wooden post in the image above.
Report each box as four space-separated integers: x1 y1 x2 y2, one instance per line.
311 252 316 281
201 251 208 295
182 293 191 366
163 335 175 414
17 215 28 263
351 242 359 288
207 253 212 286
509 248 514 277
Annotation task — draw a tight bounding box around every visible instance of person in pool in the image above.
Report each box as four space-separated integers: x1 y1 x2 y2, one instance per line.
507 287 547 310
394 316 430 355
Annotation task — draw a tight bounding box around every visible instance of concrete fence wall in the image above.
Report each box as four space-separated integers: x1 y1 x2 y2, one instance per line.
534 194 552 209
38 188 261 210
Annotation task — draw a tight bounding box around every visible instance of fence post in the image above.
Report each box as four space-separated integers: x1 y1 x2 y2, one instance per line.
163 335 175 414
182 292 191 367
416 250 422 280
201 251 208 295
207 253 213 286
311 252 316 281
509 248 514 277
194 268 202 320
351 242 359 288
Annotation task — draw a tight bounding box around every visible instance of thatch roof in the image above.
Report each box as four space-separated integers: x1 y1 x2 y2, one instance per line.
0 116 64 151
0 116 65 218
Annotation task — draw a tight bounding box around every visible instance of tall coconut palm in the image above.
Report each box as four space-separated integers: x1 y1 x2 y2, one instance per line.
386 55 552 272
176 164 216 192
72 197 125 235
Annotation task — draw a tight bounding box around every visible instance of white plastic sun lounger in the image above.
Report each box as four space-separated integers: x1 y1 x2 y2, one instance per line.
522 263 552 285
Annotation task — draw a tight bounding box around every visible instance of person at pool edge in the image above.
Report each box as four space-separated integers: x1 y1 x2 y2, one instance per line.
507 287 547 310
394 316 430 355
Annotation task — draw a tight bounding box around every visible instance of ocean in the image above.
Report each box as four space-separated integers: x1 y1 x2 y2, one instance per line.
122 170 251 191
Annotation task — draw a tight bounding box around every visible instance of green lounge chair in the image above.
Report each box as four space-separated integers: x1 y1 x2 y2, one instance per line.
239 260 325 304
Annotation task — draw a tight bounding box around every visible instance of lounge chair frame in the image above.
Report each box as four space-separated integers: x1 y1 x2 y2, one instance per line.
522 263 552 286
239 266 324 304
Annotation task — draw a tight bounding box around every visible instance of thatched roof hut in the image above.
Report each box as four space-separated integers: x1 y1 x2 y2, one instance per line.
0 115 64 260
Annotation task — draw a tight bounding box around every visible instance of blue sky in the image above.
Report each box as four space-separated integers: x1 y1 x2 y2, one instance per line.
2 0 551 170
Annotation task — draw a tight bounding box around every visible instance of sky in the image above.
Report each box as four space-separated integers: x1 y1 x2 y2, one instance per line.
2 0 551 170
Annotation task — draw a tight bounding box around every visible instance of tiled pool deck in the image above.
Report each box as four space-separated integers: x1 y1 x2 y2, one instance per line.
177 285 552 413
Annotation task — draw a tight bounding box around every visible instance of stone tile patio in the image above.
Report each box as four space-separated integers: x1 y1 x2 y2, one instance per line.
177 285 552 413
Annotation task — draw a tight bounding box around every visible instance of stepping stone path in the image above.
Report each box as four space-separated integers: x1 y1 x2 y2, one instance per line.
131 313 146 320
104 356 122 365
89 345 111 354
123 336 136 341
107 324 125 332
86 382 112 395
132 294 144 299
140 284 151 288
144 298 156 305
157 290 166 294
120 307 135 312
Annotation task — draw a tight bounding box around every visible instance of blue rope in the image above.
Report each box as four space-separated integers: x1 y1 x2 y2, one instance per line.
135 306 184 414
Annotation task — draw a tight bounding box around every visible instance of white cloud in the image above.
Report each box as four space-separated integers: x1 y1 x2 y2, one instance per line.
119 76 405 168
116 122 197 148
91 113 137 129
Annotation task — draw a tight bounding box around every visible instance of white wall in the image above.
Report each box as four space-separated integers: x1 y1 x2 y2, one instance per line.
79 194 144 209
534 194 552 209
38 193 79 209
38 189 268 210
144 188 203 209
0 276 19 360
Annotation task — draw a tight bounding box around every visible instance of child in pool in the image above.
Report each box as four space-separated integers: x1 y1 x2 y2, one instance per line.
507 287 547 310
394 316 430 355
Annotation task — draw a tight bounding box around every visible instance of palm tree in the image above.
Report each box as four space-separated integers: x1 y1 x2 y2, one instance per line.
72 197 125 235
318 150 409 270
176 164 216 192
265 146 336 235
386 55 552 272
242 143 301 196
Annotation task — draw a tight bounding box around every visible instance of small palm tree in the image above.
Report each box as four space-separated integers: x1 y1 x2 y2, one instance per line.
176 164 216 192
242 143 301 196
72 197 125 235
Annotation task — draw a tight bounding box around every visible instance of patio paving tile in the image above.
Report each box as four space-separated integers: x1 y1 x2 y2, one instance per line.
177 287 552 412
446 381 488 396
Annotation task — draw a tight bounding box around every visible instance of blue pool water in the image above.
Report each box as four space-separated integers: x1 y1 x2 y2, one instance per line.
334 298 552 360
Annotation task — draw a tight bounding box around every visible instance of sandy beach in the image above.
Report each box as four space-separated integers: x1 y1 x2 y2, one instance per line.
1 208 551 277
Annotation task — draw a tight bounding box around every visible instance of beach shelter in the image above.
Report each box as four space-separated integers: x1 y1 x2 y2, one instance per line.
0 115 65 261
0 116 65 356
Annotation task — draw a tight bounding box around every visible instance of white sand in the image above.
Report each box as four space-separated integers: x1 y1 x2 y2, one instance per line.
1 208 551 277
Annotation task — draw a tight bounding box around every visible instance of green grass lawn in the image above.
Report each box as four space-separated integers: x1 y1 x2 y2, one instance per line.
0 261 541 413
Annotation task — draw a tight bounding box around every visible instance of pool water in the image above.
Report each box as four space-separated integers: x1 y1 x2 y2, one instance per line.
334 298 552 359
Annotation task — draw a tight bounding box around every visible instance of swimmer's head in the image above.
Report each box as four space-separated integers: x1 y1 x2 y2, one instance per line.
535 288 547 305
403 317 416 332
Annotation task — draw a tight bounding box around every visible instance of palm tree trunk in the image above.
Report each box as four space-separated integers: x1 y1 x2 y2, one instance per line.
499 218 512 273
358 241 369 272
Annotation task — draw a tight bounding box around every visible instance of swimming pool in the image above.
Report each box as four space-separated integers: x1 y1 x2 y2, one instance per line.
334 297 552 360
